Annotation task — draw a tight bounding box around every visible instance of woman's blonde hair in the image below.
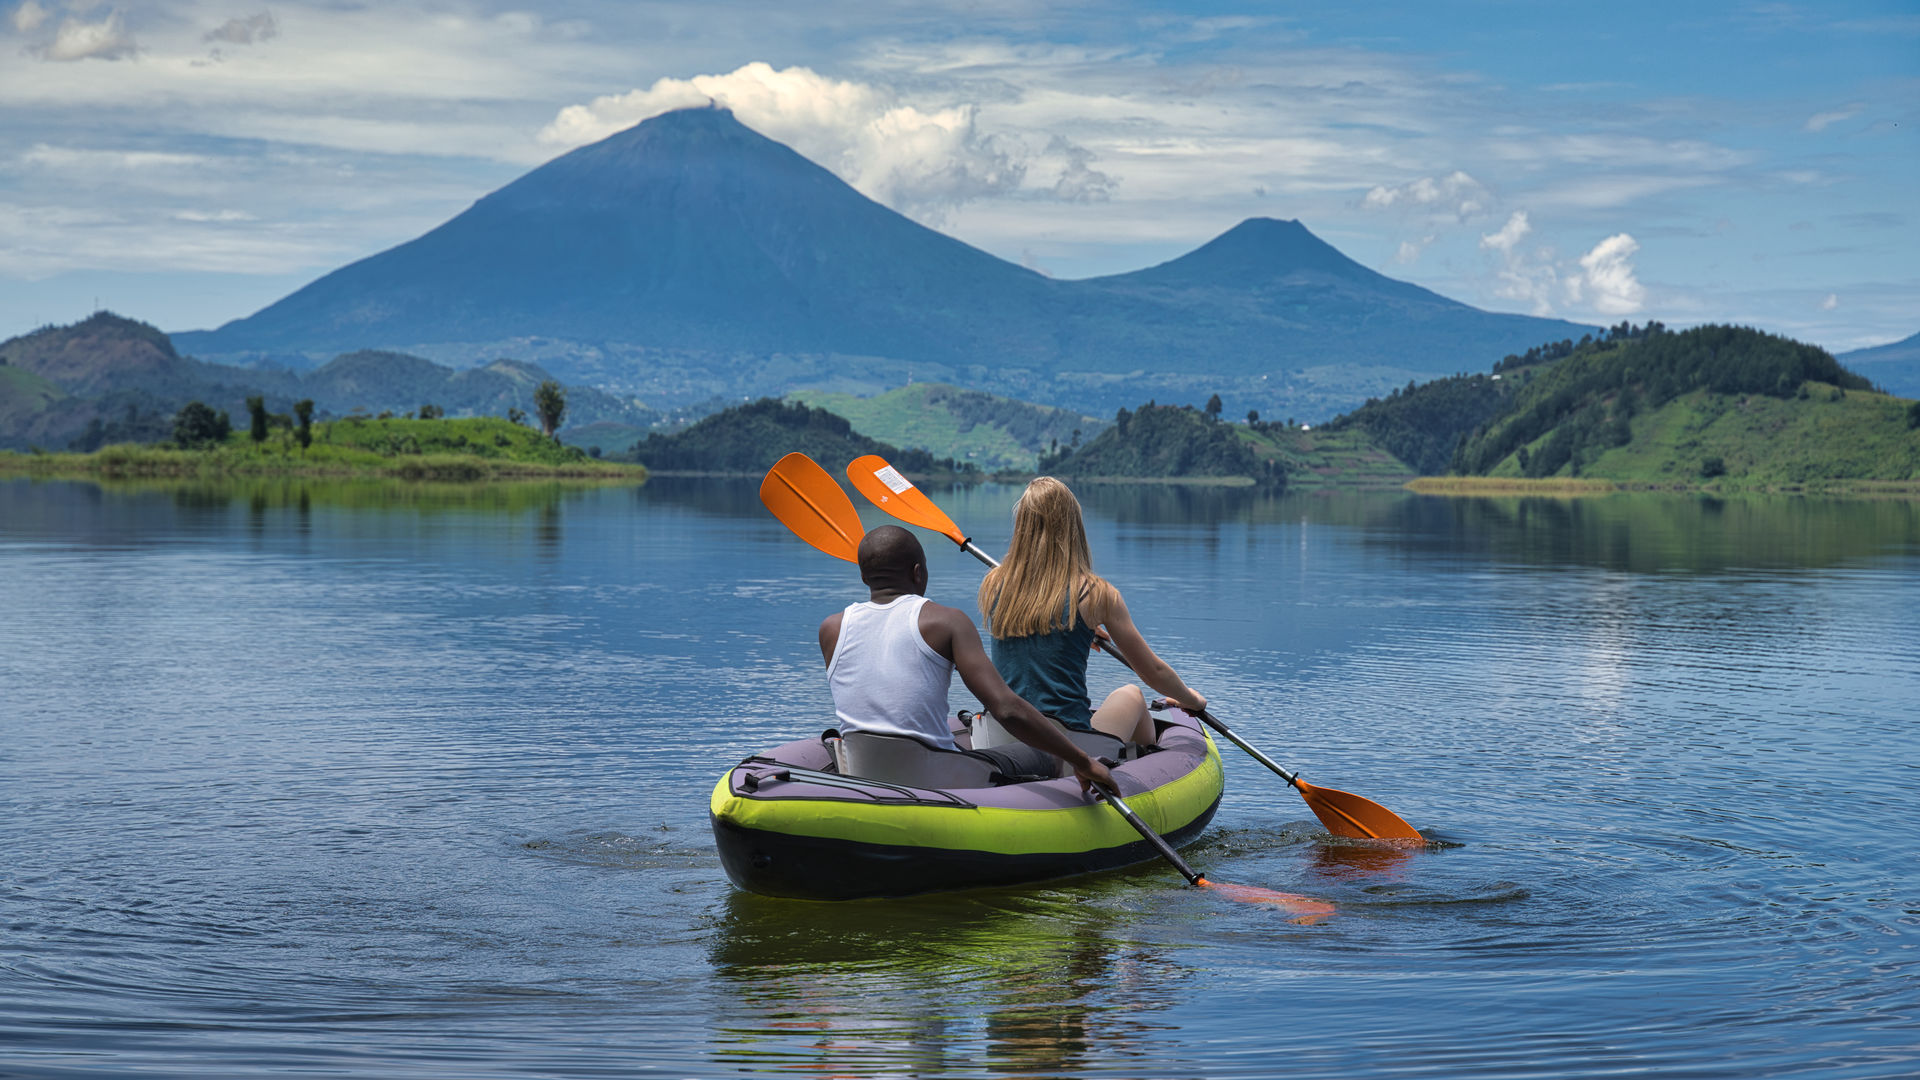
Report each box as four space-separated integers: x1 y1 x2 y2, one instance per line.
979 476 1114 638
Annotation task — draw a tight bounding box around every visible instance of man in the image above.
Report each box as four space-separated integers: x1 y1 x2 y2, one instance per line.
820 525 1115 793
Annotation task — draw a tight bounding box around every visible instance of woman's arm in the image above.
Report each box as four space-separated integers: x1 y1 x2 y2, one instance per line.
1090 586 1208 713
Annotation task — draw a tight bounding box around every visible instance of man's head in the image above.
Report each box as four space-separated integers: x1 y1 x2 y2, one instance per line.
858 525 928 596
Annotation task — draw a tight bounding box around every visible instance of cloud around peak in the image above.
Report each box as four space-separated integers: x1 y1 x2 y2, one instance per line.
538 62 1113 218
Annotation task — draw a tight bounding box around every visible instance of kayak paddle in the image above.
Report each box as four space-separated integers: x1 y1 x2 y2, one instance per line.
760 452 864 562
1096 783 1333 921
844 454 1423 842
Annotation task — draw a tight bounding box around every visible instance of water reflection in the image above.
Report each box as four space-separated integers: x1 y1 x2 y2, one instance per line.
638 475 1920 575
706 887 1182 1078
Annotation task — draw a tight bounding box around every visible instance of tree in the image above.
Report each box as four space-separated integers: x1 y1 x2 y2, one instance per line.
419 403 444 420
246 395 268 443
1204 393 1223 418
507 407 527 426
294 399 315 449
1247 409 1260 425
173 401 232 449
534 380 567 438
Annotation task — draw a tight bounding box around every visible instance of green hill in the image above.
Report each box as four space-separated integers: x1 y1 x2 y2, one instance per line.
1236 423 1417 488
1 415 645 482
625 398 974 476
1039 402 1283 485
0 312 655 452
789 383 1105 471
1446 324 1916 486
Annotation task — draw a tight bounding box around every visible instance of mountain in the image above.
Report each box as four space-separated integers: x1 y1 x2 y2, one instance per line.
1838 332 1920 398
173 106 1592 419
0 312 652 451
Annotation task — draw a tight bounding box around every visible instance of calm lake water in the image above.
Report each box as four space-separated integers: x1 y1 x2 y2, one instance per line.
2 476 1916 1079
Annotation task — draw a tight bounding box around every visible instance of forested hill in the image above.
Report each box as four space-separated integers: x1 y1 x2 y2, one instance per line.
787 383 1105 471
624 398 972 475
1450 324 1878 477
1039 402 1284 485
1322 322 1660 475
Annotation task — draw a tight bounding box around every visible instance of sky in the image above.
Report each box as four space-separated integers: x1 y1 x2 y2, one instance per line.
1 1 1914 352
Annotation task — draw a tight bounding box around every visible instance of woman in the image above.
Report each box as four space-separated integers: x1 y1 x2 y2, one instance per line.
978 477 1208 747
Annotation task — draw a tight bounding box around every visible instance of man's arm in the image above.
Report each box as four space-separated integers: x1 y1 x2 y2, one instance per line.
818 612 843 667
921 602 1114 793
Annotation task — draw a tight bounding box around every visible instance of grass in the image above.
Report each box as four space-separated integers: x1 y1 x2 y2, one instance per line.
788 384 1101 472
1407 476 1618 496
1235 425 1417 488
1466 383 1920 496
0 416 648 483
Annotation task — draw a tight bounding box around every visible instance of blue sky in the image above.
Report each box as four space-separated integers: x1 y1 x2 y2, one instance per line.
1 1 1914 351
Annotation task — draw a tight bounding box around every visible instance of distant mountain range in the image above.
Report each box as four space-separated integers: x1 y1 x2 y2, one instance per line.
0 312 651 452
173 105 1594 419
1838 332 1920 398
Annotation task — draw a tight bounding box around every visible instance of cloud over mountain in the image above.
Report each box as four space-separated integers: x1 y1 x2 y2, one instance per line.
538 62 1111 217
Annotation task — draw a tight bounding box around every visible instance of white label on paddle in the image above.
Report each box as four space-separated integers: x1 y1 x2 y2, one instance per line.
873 465 913 494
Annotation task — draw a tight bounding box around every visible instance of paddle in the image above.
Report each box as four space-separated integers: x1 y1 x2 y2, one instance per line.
1095 783 1334 922
764 455 1332 914
844 454 1423 842
760 452 865 562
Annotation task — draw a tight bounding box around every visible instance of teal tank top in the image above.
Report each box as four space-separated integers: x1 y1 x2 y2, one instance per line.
990 590 1097 730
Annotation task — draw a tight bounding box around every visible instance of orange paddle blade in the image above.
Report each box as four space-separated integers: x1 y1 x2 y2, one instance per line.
1198 880 1336 924
1296 779 1424 841
846 455 966 546
760 453 865 563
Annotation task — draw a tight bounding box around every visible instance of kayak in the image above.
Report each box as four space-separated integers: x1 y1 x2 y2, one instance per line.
709 707 1224 900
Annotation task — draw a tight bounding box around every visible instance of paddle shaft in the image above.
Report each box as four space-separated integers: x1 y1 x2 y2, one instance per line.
1095 786 1204 887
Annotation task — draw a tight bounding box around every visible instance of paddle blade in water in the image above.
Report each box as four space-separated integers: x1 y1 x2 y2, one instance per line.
846 455 966 545
1297 779 1424 841
1198 879 1336 924
760 453 864 563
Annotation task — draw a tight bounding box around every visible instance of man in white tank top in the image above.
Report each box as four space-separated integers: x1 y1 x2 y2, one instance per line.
819 526 1114 792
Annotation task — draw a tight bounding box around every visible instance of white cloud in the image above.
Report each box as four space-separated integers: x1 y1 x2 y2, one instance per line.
1479 210 1530 253
1820 293 1839 311
1569 233 1645 315
539 61 1112 216
205 13 278 46
1395 234 1435 264
41 12 136 62
9 0 46 34
1804 105 1862 133
1363 170 1488 220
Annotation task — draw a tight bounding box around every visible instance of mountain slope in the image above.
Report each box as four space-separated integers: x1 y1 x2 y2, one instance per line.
1838 331 1920 398
1446 324 1914 484
787 383 1105 471
177 106 1056 365
173 107 1591 418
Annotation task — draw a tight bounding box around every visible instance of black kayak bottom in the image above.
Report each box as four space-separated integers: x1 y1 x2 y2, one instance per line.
711 796 1222 901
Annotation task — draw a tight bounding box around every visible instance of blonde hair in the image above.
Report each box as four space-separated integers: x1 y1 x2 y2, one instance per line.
979 476 1115 638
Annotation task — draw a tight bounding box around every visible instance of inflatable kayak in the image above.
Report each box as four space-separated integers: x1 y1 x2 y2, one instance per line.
710 707 1224 900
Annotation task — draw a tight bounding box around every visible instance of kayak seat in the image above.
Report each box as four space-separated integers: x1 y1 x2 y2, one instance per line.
837 732 1003 790
970 711 1127 762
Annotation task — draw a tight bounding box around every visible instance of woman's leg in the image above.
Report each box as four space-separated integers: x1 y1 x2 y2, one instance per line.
1090 684 1155 747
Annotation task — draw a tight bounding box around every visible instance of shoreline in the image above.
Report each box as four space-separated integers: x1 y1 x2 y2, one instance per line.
0 446 649 484
1406 475 1920 498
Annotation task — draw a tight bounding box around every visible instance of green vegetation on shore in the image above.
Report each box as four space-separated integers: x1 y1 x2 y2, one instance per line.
0 414 647 483
1301 322 1917 493
625 397 973 476
1040 401 1284 485
787 383 1105 471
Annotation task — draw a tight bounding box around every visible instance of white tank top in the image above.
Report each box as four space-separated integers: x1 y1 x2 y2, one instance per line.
827 595 956 750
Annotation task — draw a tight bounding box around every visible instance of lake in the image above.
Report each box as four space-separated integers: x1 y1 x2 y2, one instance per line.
2 475 1916 1079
